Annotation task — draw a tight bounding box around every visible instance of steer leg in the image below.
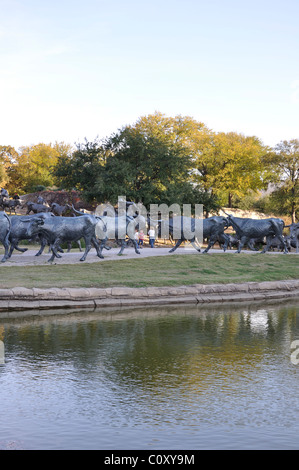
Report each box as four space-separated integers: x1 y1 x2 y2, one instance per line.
118 238 140 254
247 239 259 251
35 237 48 256
191 239 201 252
7 239 26 258
117 239 127 255
1 234 10 262
67 240 83 252
35 236 57 256
67 241 82 252
262 235 274 253
203 236 218 253
48 238 63 262
275 234 289 254
219 234 229 252
96 237 108 258
91 236 105 259
15 246 27 253
131 238 140 254
12 244 28 254
236 236 249 253
80 237 92 261
169 239 183 253
47 250 56 262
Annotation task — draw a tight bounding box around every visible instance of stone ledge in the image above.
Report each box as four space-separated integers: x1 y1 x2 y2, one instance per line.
0 280 298 315
1 280 298 300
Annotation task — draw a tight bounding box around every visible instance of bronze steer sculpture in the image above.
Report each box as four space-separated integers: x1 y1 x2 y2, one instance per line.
287 223 299 253
51 202 72 216
225 214 288 254
0 212 11 262
7 213 56 259
95 214 144 256
29 214 103 262
0 196 22 214
156 215 229 253
25 201 52 215
0 188 9 199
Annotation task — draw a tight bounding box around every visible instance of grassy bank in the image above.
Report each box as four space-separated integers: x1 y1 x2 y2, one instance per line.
0 253 298 289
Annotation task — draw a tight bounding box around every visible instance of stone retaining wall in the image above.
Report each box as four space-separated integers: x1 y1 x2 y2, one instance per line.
0 280 298 316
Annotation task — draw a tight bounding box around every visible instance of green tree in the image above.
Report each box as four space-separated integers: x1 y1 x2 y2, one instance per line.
11 142 72 193
103 112 219 211
103 124 189 206
52 113 221 212
0 157 8 187
193 132 268 207
0 145 19 190
264 139 299 222
52 139 107 202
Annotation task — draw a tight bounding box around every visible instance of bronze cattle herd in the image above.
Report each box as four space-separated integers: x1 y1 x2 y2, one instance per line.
0 188 298 263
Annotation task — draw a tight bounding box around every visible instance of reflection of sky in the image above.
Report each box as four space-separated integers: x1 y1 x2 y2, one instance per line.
0 340 4 364
248 309 271 333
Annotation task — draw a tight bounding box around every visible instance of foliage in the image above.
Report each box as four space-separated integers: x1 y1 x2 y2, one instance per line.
6 142 72 194
102 113 222 212
232 190 262 211
193 132 269 207
103 113 195 207
0 145 19 189
0 114 297 218
263 139 299 222
0 155 8 187
52 113 221 213
52 138 107 203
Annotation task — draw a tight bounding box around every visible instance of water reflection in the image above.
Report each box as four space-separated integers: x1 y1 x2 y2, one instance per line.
0 300 299 449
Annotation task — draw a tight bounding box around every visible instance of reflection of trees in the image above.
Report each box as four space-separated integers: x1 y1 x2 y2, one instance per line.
2 302 299 393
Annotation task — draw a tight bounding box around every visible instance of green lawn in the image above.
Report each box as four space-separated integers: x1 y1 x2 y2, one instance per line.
0 253 298 289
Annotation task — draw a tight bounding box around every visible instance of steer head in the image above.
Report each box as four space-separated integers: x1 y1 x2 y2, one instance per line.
24 217 45 238
289 223 299 240
221 216 229 229
224 214 236 229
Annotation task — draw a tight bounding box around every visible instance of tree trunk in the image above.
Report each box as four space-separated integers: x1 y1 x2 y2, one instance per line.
228 193 233 208
291 207 296 224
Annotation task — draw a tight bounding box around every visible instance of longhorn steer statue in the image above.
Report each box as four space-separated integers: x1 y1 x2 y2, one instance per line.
0 196 22 214
51 202 72 216
7 213 56 258
0 188 9 199
0 212 11 262
95 214 146 256
226 214 288 254
287 223 299 253
156 215 229 253
26 201 52 214
29 214 104 262
71 204 146 257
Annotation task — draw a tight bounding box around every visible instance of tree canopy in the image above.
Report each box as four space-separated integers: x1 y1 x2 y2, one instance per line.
4 142 72 194
52 113 221 213
1 112 297 220
263 139 299 222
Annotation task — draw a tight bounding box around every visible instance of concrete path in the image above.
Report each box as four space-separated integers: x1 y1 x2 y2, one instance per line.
1 245 296 266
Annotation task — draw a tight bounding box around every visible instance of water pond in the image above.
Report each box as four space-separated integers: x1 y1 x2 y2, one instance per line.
0 299 299 450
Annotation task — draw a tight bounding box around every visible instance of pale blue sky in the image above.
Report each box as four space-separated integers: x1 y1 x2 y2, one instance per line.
0 0 298 149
